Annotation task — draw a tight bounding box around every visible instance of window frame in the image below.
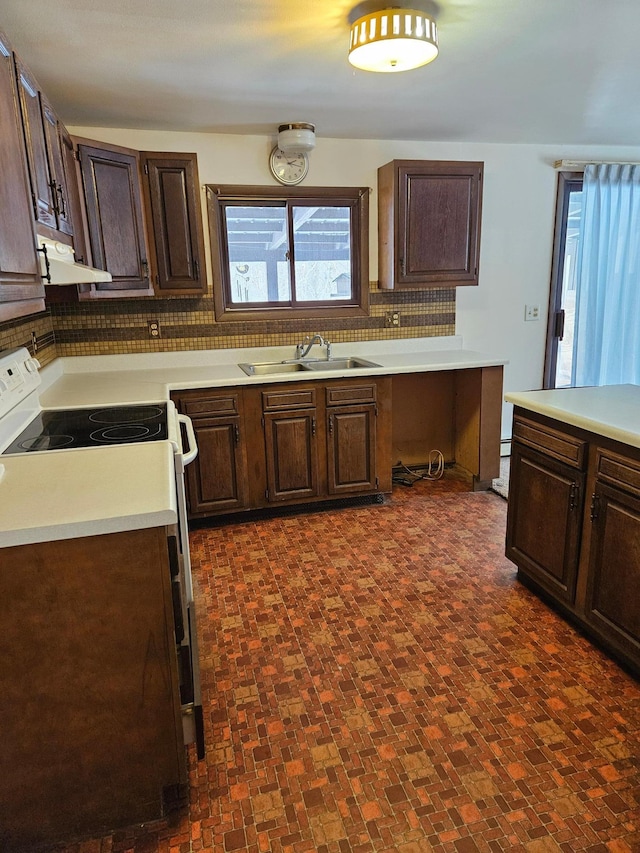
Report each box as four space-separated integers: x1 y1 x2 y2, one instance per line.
206 184 370 322
543 171 583 389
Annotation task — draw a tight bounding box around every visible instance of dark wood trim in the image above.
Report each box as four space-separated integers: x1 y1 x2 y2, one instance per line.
0 295 45 322
207 184 370 322
543 171 583 389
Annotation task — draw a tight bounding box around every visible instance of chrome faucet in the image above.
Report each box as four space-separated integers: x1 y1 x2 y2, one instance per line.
296 334 331 360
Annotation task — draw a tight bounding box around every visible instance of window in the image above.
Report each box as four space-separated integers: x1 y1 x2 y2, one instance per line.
207 185 369 321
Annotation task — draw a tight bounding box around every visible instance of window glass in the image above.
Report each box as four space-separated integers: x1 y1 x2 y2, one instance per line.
225 206 291 304
555 187 582 387
292 206 351 303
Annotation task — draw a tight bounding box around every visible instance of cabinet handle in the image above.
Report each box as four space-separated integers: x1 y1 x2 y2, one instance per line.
569 482 578 510
56 184 67 217
234 424 240 444
312 417 317 436
400 258 405 275
141 259 149 279
193 259 199 279
590 493 600 521
49 180 60 216
327 415 332 435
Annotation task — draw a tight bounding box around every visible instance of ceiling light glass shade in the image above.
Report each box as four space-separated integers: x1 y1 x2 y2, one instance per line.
348 8 438 73
277 123 316 152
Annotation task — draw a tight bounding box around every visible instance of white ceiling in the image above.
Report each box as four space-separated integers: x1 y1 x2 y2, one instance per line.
3 0 640 145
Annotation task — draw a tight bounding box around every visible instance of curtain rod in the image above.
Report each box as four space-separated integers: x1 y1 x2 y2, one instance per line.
554 159 640 170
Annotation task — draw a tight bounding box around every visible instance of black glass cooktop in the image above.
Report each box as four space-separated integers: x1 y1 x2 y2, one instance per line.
3 404 168 454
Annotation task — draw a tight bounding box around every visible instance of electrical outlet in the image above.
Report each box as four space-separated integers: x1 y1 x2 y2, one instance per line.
148 320 161 338
385 311 400 327
524 304 540 321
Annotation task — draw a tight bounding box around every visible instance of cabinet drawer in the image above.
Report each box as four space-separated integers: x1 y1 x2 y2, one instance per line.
512 416 586 469
262 387 316 411
326 384 376 406
596 449 640 498
182 394 240 419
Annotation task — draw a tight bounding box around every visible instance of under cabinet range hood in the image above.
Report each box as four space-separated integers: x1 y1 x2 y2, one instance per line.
37 236 113 285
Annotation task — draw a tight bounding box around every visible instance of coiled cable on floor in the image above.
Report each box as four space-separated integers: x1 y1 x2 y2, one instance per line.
392 450 445 486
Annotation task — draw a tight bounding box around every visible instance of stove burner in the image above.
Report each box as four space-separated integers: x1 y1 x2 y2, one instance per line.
90 423 164 443
89 406 164 424
2 403 169 455
20 434 75 451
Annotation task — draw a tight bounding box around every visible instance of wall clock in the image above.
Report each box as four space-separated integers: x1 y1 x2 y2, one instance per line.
269 146 309 185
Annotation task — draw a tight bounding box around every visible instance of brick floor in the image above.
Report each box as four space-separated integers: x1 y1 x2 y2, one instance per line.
48 478 640 852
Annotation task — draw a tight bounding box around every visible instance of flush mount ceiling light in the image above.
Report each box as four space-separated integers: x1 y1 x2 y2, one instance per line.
348 2 439 73
277 122 316 153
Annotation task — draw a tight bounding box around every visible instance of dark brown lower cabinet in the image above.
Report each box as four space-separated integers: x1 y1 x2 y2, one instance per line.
327 403 377 495
584 456 640 664
506 410 640 675
0 527 187 851
506 442 585 604
176 390 247 516
264 408 319 502
173 377 392 518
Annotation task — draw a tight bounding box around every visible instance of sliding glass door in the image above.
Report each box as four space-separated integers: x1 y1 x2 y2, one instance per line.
544 173 583 389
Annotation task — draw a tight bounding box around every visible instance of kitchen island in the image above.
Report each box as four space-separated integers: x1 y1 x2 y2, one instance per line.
505 384 640 675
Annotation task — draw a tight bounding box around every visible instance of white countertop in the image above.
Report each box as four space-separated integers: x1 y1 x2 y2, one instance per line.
0 442 177 548
2 337 506 549
39 337 507 409
505 384 640 449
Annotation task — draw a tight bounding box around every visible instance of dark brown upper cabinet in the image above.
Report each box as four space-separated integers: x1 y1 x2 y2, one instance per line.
378 159 483 289
141 152 206 295
59 126 88 265
14 55 78 241
0 30 44 321
76 140 153 296
14 57 57 231
39 94 74 236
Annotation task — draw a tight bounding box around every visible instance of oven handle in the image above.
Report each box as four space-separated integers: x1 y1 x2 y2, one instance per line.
177 414 198 466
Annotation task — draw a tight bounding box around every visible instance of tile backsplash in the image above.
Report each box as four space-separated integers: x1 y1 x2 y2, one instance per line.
1 285 455 362
0 311 56 367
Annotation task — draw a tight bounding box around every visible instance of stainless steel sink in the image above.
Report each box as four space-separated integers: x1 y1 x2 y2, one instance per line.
303 357 381 371
238 361 310 376
238 356 381 376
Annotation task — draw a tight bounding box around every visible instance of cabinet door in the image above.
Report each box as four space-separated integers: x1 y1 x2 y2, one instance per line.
327 403 377 495
40 95 73 235
506 441 585 604
584 482 640 661
60 127 88 265
0 32 43 319
14 57 57 230
186 416 246 515
378 159 483 289
77 142 152 294
141 152 206 295
0 528 185 848
264 409 319 502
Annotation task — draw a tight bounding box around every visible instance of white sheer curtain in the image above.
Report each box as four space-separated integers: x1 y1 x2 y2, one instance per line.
572 163 640 387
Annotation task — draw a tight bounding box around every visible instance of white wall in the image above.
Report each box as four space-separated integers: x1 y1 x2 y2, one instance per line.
69 126 640 437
